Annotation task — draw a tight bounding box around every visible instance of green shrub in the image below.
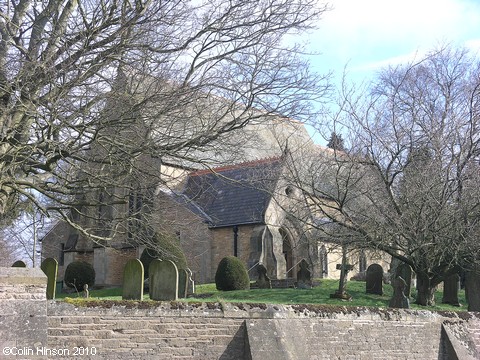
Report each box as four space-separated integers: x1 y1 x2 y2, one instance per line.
64 261 95 291
140 232 187 278
215 256 250 291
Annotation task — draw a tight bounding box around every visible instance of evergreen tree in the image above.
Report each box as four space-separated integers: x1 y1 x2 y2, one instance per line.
327 132 345 151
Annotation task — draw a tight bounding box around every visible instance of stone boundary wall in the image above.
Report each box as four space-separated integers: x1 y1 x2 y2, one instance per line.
466 318 480 355
0 268 48 360
2 268 480 360
48 302 246 360
47 301 480 360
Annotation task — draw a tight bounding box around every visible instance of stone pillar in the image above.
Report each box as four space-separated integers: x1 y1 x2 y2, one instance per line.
0 267 48 359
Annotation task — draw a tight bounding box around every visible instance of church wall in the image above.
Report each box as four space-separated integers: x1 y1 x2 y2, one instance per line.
41 222 71 279
155 192 213 284
71 251 94 265
210 225 257 282
159 164 190 190
316 243 391 281
101 247 137 287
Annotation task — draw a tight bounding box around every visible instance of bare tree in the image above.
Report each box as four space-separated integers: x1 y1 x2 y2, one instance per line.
297 46 480 306
0 207 49 266
0 233 14 266
0 1 331 243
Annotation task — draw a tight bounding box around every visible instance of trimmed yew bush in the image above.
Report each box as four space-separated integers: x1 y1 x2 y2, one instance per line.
64 261 95 291
215 256 250 291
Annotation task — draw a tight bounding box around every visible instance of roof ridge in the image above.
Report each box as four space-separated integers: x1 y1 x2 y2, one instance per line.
189 156 282 176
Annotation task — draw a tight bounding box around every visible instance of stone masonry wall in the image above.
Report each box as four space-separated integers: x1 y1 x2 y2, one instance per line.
105 248 137 286
2 267 480 360
46 301 480 360
247 317 443 360
467 318 480 355
48 302 246 360
0 268 48 360
211 225 255 279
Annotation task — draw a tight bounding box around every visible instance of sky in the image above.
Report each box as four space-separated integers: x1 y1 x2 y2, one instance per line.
307 0 480 85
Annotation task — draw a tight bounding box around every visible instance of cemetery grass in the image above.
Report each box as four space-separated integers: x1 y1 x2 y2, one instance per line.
56 279 467 312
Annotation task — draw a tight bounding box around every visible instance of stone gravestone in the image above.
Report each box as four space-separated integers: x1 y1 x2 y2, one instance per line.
465 265 480 311
186 268 195 295
394 262 412 298
41 257 58 300
83 283 90 298
149 259 179 301
255 264 272 289
366 263 383 295
442 273 461 306
178 268 188 298
296 259 312 289
122 259 144 300
389 276 410 308
12 260 26 267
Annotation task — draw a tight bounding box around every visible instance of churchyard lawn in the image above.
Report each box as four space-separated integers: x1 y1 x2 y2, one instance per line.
55 279 466 312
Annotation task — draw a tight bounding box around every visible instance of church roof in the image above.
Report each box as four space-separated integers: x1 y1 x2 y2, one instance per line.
181 157 283 228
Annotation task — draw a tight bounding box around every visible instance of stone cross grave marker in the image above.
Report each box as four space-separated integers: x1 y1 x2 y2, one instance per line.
330 258 354 300
366 263 384 295
122 259 144 301
149 259 179 301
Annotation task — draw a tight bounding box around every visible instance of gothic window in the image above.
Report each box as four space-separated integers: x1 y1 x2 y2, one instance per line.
97 189 112 237
128 191 143 240
127 188 153 240
320 245 328 277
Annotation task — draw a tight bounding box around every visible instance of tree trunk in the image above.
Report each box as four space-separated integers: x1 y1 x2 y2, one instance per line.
415 272 436 306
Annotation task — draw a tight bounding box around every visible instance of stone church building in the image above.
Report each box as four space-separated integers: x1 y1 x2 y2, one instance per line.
41 119 387 286
156 155 312 284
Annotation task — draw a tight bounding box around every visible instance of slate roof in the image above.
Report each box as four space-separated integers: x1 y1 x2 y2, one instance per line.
160 188 214 224
181 157 283 228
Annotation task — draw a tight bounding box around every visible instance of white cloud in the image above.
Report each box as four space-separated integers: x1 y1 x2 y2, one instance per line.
351 49 428 72
465 39 480 53
311 0 480 78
